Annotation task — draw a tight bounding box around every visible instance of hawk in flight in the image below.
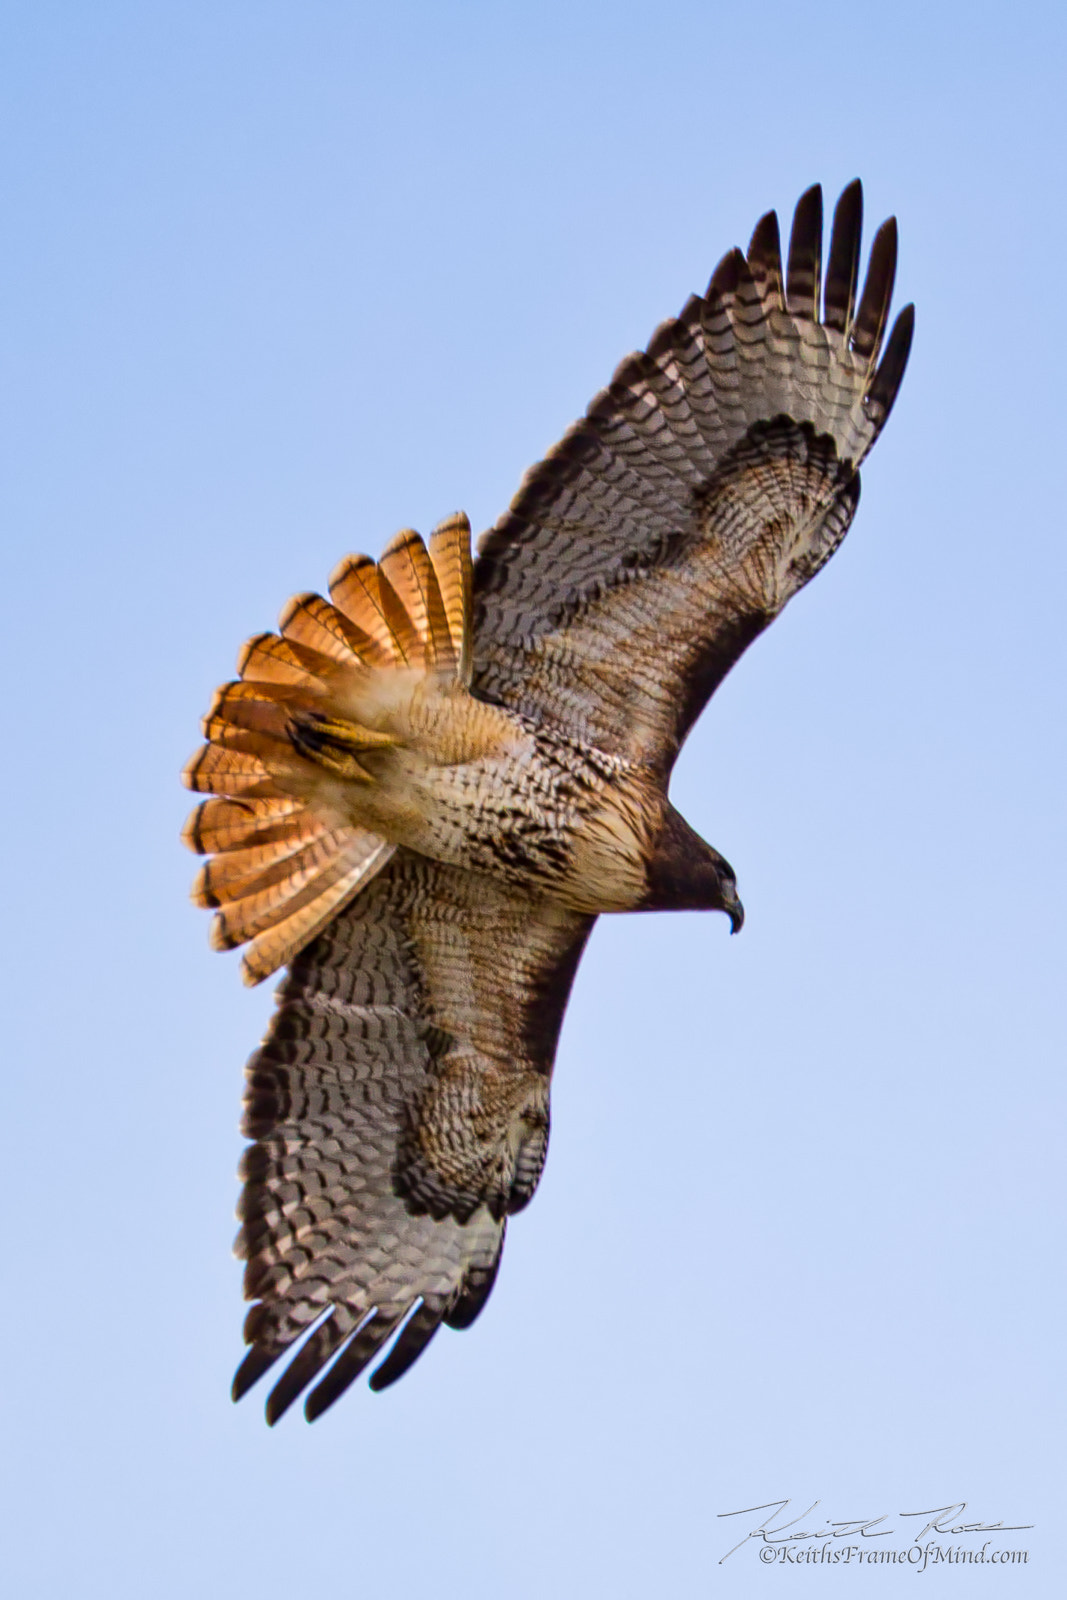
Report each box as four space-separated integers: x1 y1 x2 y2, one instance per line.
184 182 912 1422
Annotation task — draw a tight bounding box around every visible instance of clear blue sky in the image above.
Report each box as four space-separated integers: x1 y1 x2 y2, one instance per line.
3 3 1063 1595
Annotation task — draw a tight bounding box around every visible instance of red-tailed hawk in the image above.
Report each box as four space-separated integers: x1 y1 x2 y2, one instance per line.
184 182 912 1422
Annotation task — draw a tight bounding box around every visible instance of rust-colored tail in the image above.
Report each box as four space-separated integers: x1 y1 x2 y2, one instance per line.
182 514 473 984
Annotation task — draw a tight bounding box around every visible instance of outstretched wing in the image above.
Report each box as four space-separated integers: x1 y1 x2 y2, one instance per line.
472 182 913 775
232 850 593 1422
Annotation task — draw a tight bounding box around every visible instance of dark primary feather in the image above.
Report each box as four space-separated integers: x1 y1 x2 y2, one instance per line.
786 182 823 317
851 217 898 362
747 208 784 304
823 180 863 333
472 180 913 776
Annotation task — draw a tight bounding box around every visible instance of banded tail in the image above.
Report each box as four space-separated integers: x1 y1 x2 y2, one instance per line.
182 514 473 984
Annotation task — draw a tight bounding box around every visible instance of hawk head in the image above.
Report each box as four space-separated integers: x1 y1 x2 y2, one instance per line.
640 804 744 931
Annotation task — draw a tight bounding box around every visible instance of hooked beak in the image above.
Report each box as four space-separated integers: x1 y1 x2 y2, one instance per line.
723 883 745 935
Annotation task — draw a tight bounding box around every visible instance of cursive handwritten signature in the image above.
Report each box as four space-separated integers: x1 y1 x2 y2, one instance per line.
717 1500 1034 1563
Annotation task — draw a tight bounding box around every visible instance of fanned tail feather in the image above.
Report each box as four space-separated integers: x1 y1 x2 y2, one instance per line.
233 836 395 987
428 513 474 685
182 516 473 982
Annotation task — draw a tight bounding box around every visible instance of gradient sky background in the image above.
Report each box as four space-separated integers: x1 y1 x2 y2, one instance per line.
4 3 1064 1595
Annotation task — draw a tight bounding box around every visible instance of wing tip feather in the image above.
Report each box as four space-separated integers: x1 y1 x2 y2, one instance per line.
706 244 745 301
824 178 864 333
232 1343 283 1405
866 301 915 425
852 213 899 362
786 183 823 319
746 208 783 304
